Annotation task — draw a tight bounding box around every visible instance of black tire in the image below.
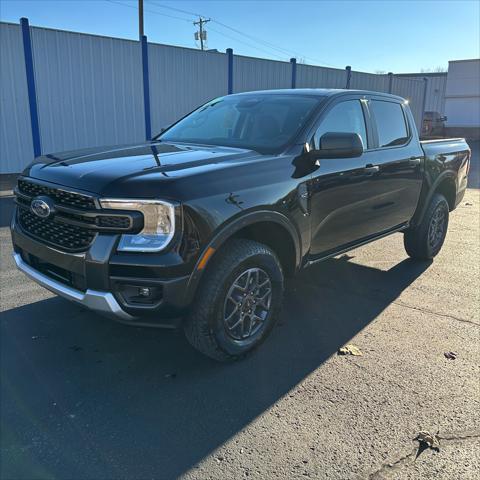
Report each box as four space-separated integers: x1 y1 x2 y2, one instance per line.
404 193 449 260
183 239 284 361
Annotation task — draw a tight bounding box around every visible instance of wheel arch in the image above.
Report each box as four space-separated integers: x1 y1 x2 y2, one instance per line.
185 210 302 303
412 171 457 227
434 175 457 211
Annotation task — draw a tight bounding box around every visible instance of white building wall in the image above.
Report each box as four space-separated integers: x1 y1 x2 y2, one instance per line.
445 59 480 128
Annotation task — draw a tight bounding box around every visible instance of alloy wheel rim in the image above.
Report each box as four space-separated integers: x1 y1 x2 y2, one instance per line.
223 268 272 341
428 206 447 249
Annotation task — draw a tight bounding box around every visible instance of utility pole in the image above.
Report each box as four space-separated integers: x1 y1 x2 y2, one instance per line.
194 17 210 50
138 0 144 39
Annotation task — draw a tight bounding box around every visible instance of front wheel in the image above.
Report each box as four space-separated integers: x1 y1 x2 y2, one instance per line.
183 239 284 361
404 193 450 260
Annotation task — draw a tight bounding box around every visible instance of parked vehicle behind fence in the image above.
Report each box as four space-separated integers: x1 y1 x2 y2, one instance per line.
422 110 447 138
11 89 471 361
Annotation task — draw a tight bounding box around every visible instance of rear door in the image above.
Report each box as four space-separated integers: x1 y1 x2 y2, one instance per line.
364 98 424 229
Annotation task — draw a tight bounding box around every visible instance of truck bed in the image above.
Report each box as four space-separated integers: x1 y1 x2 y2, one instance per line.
421 137 470 159
420 137 471 210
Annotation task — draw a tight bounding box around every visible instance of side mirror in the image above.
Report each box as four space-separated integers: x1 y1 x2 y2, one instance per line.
314 132 364 159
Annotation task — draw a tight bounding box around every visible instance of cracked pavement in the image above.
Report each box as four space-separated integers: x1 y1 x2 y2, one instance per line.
1 184 479 479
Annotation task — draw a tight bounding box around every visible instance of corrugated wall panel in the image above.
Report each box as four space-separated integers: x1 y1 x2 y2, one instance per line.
296 64 347 89
349 70 389 92
0 23 34 173
397 74 447 114
232 55 291 93
148 44 227 133
30 26 145 154
392 76 425 129
424 75 447 113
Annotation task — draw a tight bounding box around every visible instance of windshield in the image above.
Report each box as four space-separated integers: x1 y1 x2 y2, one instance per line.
158 94 321 154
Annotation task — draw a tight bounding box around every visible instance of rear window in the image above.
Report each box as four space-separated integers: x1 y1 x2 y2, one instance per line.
370 100 409 148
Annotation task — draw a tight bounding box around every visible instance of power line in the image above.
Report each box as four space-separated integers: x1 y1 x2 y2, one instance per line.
106 0 191 23
145 1 285 59
212 19 303 58
211 19 340 67
108 0 341 67
107 0 283 57
207 26 285 60
148 1 341 67
149 1 294 57
148 1 201 18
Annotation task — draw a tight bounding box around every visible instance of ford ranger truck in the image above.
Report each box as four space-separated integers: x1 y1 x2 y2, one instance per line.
11 89 471 361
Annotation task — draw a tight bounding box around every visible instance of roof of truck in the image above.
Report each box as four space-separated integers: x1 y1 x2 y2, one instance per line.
232 88 406 102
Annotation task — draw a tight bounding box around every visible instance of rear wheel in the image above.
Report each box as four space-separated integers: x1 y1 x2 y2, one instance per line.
183 239 284 361
404 193 449 260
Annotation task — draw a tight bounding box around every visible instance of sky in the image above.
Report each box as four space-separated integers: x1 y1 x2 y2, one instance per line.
1 0 479 73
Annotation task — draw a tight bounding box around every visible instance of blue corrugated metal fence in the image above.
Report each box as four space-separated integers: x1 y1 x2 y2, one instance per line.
0 19 428 174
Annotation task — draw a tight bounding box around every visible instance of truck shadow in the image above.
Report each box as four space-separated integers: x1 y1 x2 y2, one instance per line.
0 255 430 479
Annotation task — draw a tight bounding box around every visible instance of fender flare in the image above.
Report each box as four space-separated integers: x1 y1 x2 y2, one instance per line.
412 170 457 227
184 210 302 304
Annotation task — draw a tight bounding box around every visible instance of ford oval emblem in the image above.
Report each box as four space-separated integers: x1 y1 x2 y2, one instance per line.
31 196 54 219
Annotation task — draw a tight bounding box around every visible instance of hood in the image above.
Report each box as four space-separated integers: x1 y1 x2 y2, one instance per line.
24 141 259 198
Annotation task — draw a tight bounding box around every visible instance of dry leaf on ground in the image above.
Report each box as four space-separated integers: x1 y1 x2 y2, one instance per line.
338 344 363 356
415 431 441 452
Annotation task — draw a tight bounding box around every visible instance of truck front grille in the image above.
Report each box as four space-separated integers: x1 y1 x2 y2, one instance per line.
15 178 142 252
18 208 96 252
95 215 131 229
18 179 96 210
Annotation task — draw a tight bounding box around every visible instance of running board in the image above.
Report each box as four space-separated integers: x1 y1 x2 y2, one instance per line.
305 223 409 268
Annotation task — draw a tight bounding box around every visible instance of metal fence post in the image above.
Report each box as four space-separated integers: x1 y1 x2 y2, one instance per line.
141 35 151 141
345 66 352 89
20 17 41 157
226 48 233 94
290 58 297 89
420 77 428 133
388 72 393 93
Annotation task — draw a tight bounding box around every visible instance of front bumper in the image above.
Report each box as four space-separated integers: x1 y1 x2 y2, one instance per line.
11 210 194 327
13 252 134 321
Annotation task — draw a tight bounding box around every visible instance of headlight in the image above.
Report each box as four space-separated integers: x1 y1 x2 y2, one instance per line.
100 199 175 252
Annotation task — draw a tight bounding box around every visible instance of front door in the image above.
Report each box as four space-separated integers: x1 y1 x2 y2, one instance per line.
308 99 383 256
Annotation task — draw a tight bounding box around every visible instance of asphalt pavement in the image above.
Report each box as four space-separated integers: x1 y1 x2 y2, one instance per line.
1 183 479 478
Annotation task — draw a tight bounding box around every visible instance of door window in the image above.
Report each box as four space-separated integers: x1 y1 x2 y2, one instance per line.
370 100 409 147
314 100 367 149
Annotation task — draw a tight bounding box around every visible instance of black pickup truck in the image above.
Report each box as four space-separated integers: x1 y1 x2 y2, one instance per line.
11 89 471 361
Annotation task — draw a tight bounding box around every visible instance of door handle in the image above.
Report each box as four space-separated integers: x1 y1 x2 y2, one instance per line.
364 164 380 173
409 157 421 165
